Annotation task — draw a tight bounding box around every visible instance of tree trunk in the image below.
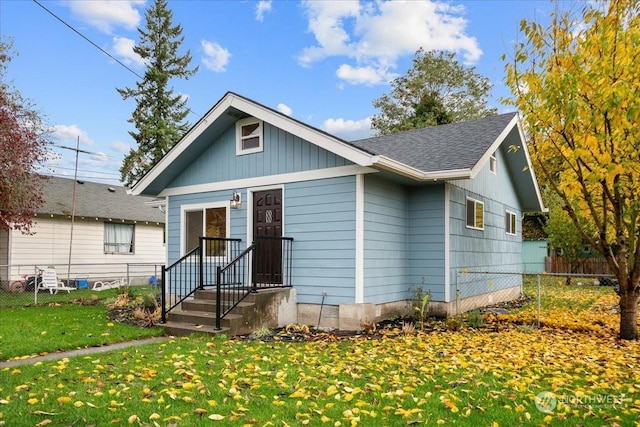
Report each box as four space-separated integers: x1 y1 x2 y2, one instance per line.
619 287 639 340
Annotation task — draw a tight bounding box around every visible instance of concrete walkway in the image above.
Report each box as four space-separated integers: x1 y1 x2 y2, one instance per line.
0 336 170 369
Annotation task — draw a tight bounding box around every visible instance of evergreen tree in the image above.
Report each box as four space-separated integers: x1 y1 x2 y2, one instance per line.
117 0 197 187
372 49 496 135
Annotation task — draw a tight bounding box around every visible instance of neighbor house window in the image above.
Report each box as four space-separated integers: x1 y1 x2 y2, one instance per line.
236 117 263 155
104 223 134 253
466 198 484 230
184 205 228 256
489 153 497 174
506 211 517 235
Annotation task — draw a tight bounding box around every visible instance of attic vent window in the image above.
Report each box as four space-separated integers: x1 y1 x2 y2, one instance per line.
236 117 263 155
489 153 497 174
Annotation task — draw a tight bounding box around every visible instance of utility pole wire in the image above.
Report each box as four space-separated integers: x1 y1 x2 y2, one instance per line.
32 0 201 119
32 0 143 79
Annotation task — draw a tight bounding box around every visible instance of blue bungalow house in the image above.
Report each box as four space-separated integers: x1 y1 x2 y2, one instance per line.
131 91 544 333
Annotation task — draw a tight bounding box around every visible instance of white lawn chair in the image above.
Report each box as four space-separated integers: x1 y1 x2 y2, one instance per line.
93 277 125 291
39 268 76 294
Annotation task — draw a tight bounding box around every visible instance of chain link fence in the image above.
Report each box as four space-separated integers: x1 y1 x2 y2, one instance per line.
455 270 621 331
0 263 163 308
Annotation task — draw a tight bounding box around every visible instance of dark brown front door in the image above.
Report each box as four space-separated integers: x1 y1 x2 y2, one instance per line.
253 189 283 284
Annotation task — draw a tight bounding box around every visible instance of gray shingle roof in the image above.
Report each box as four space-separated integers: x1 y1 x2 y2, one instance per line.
38 176 164 223
349 112 518 172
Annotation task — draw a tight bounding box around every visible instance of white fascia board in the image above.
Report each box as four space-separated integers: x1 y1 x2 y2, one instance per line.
373 156 427 180
515 116 546 212
374 155 471 181
131 94 375 196
158 164 377 197
469 114 519 179
230 96 375 167
130 96 235 196
422 169 472 181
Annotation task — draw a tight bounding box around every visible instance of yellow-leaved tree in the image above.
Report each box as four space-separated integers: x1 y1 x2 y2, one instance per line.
504 0 639 339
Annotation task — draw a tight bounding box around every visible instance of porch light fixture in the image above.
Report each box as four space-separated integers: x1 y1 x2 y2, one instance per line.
230 191 242 209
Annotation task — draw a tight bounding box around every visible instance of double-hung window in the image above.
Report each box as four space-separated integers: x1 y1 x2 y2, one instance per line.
184 204 229 256
104 223 134 253
466 198 484 230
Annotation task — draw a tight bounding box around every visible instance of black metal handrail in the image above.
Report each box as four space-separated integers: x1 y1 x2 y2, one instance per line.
161 237 242 323
214 236 294 330
215 243 256 329
162 236 293 328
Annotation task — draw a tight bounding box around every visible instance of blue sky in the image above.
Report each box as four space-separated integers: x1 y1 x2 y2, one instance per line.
1 0 552 186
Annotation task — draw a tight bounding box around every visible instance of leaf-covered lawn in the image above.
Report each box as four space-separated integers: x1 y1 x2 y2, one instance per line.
1 283 639 426
0 288 164 361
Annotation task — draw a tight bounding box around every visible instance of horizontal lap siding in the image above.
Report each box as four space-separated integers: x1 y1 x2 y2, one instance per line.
169 123 351 188
7 218 164 280
286 176 356 305
407 184 446 301
448 148 523 298
363 175 408 304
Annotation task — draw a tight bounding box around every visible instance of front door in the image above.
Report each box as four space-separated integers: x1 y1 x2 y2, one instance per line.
253 189 283 284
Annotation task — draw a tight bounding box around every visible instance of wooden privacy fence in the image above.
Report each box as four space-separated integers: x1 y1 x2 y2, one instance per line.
544 257 612 275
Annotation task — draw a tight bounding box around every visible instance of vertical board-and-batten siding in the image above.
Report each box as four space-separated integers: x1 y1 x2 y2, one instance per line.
6 217 164 280
168 123 352 189
448 146 523 298
362 174 409 304
285 176 357 305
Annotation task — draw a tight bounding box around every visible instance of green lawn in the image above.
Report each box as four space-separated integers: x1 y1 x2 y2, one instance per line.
1 281 639 426
0 286 164 361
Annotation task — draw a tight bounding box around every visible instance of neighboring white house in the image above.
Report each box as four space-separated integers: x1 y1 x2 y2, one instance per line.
0 176 165 286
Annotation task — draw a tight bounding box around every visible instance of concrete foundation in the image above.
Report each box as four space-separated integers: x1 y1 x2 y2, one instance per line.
296 286 522 331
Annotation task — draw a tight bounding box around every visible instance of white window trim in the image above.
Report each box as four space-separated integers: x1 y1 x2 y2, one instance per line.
180 201 231 256
236 117 263 155
466 197 484 230
506 210 517 235
103 222 135 254
489 153 497 174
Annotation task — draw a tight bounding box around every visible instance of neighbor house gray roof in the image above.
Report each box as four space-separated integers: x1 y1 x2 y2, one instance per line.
38 176 164 223
349 112 518 173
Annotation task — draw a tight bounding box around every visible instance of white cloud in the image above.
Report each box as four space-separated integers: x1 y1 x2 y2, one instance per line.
298 0 482 85
111 140 132 154
322 117 373 140
255 1 272 21
201 40 231 72
51 124 95 146
336 64 396 86
65 0 144 33
112 37 145 67
277 103 293 116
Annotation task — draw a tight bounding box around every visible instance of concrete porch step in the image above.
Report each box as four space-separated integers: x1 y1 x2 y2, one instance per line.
181 299 253 313
162 320 230 337
169 308 242 326
162 287 295 337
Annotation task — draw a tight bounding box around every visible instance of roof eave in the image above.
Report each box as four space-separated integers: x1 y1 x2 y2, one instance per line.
130 93 375 196
373 155 471 181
